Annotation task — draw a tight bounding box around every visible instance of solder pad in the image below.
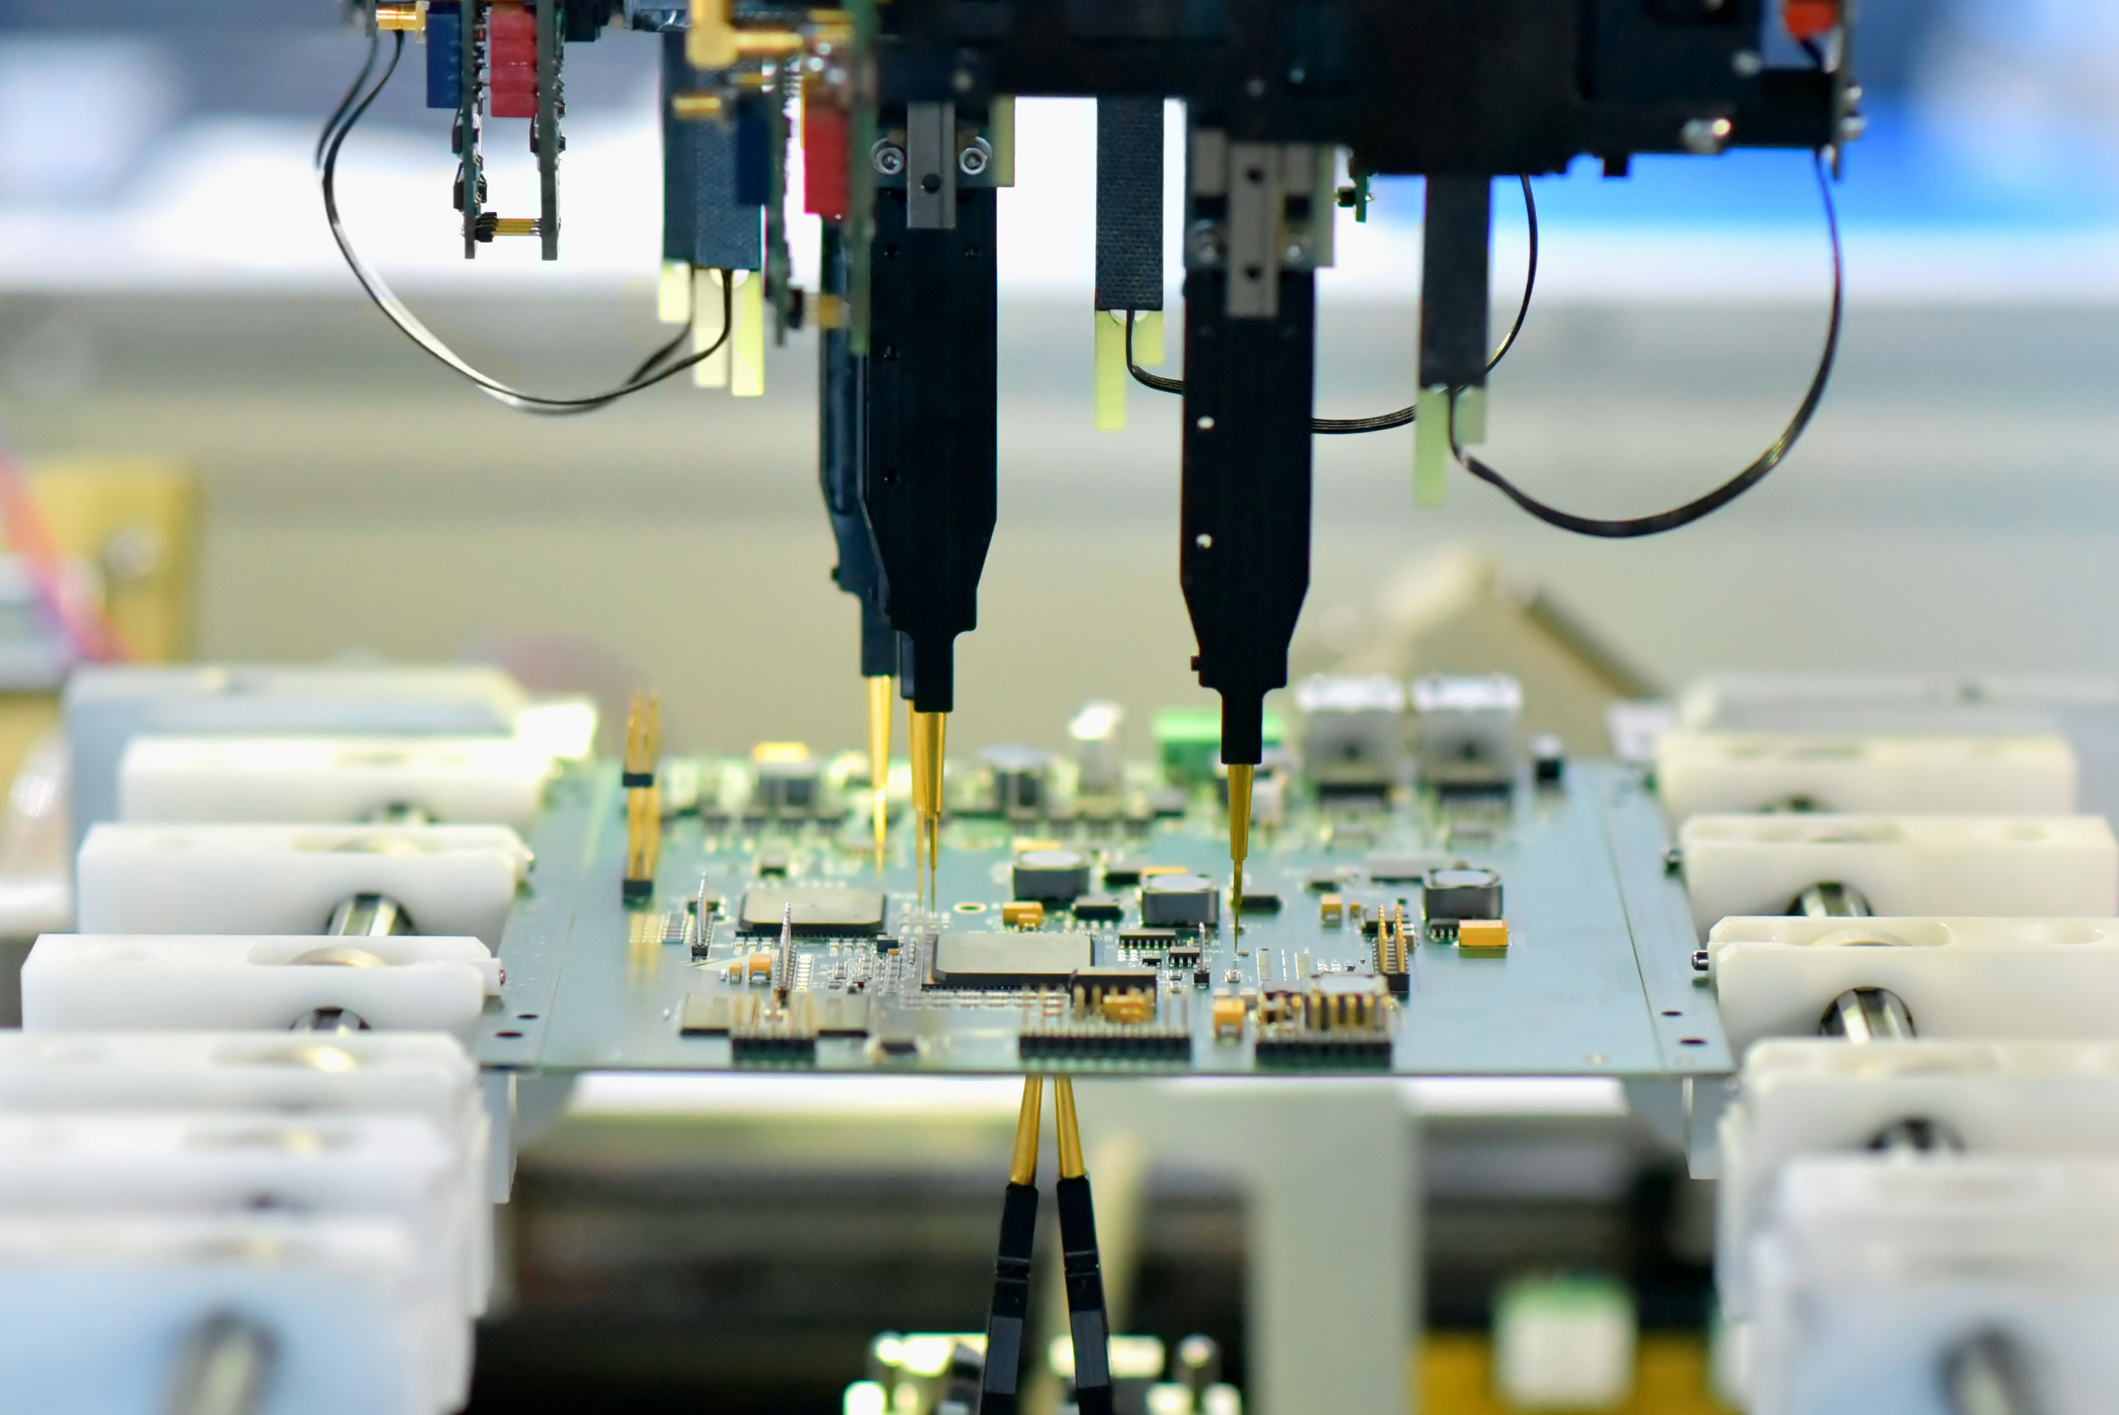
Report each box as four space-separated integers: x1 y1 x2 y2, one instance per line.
929 931 1095 988
739 885 887 936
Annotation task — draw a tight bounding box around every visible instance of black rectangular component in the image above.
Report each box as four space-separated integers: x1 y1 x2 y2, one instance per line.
738 885 886 936
1019 1030 1192 1061
1073 896 1124 922
930 932 1095 988
1102 862 1144 887
730 1035 818 1063
1417 175 1493 390
1094 96 1164 311
1255 1037 1393 1068
1234 892 1282 914
1119 928 1176 948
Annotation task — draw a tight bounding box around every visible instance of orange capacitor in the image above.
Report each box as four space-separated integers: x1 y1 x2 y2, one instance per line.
1781 0 1838 41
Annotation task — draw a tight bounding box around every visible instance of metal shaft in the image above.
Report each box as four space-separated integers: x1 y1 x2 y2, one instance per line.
1943 1328 2041 1415
164 1311 276 1415
1820 986 1915 1042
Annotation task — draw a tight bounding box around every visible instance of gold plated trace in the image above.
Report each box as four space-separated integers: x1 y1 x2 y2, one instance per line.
910 708 947 907
867 676 893 874
623 691 662 902
1226 762 1253 929
1009 1074 1043 1185
1054 1075 1086 1180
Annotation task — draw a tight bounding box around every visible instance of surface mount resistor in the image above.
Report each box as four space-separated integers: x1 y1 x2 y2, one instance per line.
1001 900 1046 928
1211 993 1247 1039
1319 893 1344 926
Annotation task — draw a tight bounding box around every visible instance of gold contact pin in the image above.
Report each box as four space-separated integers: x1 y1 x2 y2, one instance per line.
910 709 946 909
1009 1074 1043 1186
867 676 893 876
1054 1075 1086 1180
622 691 662 904
1226 762 1253 931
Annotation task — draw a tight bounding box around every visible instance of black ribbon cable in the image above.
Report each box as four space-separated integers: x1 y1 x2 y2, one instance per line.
1125 176 1537 434
977 1183 1040 1415
1451 151 1842 537
1056 1176 1115 1415
320 30 732 414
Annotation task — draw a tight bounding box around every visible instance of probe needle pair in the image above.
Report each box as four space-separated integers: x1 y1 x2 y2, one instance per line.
979 1075 1114 1415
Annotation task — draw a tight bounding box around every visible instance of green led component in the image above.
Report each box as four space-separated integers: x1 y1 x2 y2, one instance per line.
1154 707 1284 783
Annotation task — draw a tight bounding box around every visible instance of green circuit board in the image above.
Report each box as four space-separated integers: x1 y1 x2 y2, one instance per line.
476 758 1725 1078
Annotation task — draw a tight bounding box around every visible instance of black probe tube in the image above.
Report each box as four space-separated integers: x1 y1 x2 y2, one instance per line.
977 1182 1041 1415
1056 1175 1115 1415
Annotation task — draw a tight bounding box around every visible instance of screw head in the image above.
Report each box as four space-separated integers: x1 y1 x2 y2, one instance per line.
872 142 905 176
957 140 991 176
1690 949 1711 973
1680 116 1733 155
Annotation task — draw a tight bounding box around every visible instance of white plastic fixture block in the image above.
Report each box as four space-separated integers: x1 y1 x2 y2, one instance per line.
0 1031 492 1307
0 1112 472 1404
75 822 533 946
21 935 501 1040
1655 732 2077 823
1491 1277 1636 1410
1717 1038 2119 1320
0 1213 440 1415
63 663 533 848
1748 1154 2119 1415
1707 915 2119 1057
1679 813 2117 933
119 735 558 831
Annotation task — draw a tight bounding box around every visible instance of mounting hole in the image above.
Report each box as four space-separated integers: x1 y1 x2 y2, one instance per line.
517 1013 539 1021
1680 1037 1706 1046
955 902 986 913
495 1030 524 1040
1661 1009 1681 1017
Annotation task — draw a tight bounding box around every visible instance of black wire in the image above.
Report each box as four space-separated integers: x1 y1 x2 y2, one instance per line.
1123 175 1539 435
1450 151 1842 538
315 21 380 169
321 32 732 414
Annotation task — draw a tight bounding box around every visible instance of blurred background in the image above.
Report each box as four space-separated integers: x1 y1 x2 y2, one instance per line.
0 3 2116 1411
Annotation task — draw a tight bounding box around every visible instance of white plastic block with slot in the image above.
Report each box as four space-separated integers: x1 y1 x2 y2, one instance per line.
63 663 533 847
0 1031 492 1306
21 935 501 1039
0 1213 440 1415
120 735 557 830
1679 814 2117 933
1747 1154 2119 1415
1707 916 2119 1057
75 822 532 945
1656 732 2077 822
0 1111 474 1404
1717 1038 2119 1319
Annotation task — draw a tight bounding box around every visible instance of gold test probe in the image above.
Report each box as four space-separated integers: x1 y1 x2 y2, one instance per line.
867 675 894 873
1225 762 1253 927
977 1077 1114 1415
622 691 662 902
910 708 946 907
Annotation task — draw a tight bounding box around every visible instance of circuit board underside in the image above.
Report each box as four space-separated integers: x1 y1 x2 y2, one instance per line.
478 760 1727 1078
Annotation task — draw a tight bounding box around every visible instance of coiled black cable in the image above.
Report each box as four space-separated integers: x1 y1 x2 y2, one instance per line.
1123 175 1539 434
320 29 731 415
1450 151 1842 537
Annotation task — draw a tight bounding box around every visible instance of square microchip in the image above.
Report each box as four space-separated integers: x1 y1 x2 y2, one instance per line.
928 931 1094 989
738 885 887 937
